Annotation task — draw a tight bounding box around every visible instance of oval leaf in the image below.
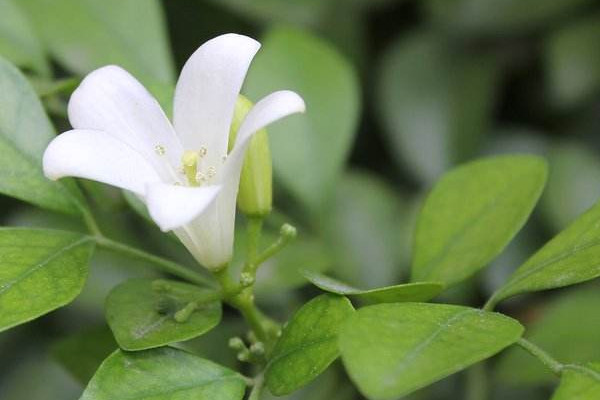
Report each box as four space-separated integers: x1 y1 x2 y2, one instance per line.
106 279 221 351
244 27 360 213
265 294 354 395
301 270 444 303
552 363 600 400
412 155 548 286
491 198 600 306
0 228 94 332
0 56 82 214
80 347 246 400
339 303 524 400
378 32 498 183
19 0 174 87
0 0 49 75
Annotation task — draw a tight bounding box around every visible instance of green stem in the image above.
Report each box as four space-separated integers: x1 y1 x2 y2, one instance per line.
95 236 215 287
516 338 563 376
248 373 264 400
243 217 263 275
482 292 501 312
213 267 279 348
253 224 297 267
465 363 488 400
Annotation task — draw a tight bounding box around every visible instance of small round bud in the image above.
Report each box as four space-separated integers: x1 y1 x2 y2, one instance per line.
240 272 255 287
250 342 265 356
228 337 245 350
280 223 297 239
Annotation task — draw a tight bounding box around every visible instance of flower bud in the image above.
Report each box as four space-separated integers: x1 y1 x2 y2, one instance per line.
229 95 272 216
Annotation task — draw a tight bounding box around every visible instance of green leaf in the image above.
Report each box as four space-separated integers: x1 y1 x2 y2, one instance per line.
412 155 548 286
496 287 600 385
244 27 360 212
552 363 600 400
378 32 498 183
80 347 246 400
0 0 49 75
0 228 94 332
424 0 594 35
545 13 600 108
19 0 174 88
105 279 221 351
0 56 82 214
265 294 354 395
339 303 523 400
491 198 600 305
541 142 600 233
301 270 444 303
325 170 411 288
51 326 117 384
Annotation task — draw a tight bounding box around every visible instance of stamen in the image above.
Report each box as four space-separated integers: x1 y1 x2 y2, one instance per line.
199 146 208 157
207 166 216 178
154 144 166 156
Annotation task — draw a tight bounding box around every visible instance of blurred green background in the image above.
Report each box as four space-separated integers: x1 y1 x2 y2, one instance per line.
1 0 600 399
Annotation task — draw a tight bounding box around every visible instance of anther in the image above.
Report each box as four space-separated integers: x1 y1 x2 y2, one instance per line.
207 166 216 178
154 144 166 156
199 146 208 157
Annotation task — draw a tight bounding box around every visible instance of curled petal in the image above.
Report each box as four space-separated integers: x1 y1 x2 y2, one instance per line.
43 129 161 196
173 33 260 168
223 90 305 184
145 183 221 231
68 65 183 182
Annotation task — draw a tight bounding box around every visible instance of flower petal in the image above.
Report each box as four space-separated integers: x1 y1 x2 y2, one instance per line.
173 33 260 168
145 183 221 231
43 129 161 196
68 65 183 183
223 90 306 181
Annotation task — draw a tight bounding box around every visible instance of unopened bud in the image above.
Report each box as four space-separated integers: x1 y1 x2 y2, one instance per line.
229 95 272 216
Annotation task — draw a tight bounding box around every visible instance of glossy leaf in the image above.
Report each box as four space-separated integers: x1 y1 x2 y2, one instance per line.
0 0 49 75
552 363 600 400
301 270 444 303
546 14 600 108
412 155 548 286
325 170 411 288
339 303 523 400
265 294 354 395
52 326 117 384
0 56 82 214
80 347 246 400
497 287 600 385
106 279 221 351
19 0 174 87
378 32 498 183
0 228 94 332
244 27 360 212
491 198 600 304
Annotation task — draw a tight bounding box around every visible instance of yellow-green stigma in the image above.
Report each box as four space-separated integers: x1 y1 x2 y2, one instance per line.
182 150 200 186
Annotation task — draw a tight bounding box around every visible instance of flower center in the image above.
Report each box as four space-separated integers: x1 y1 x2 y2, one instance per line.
181 147 216 186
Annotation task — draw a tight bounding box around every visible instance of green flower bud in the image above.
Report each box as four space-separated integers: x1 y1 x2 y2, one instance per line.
229 95 272 216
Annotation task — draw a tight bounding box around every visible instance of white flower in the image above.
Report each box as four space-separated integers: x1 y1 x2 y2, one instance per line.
43 34 305 270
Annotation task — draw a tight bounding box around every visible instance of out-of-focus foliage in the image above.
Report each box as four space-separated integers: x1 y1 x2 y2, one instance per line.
2 0 600 399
